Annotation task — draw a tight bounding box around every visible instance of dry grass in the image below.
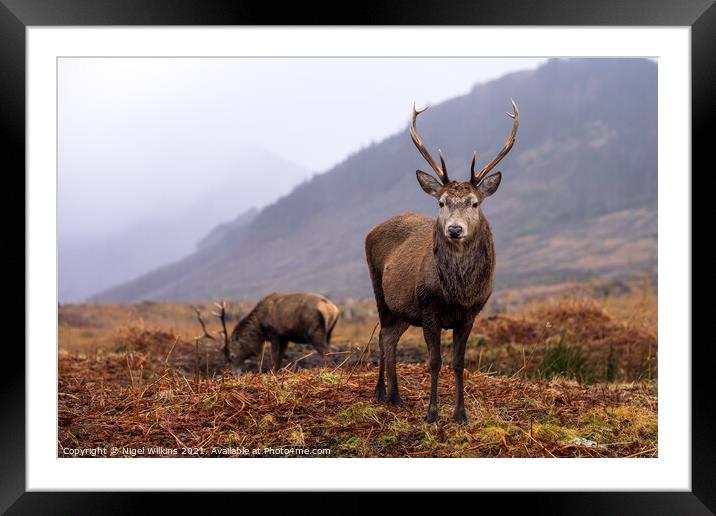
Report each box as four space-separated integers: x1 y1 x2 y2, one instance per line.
58 292 658 458
59 290 657 382
467 297 658 382
58 352 657 458
59 301 250 355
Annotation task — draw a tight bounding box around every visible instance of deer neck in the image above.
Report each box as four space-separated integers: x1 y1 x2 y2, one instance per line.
432 217 494 307
233 310 265 355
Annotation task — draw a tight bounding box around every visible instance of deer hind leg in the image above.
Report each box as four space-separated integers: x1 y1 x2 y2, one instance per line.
270 337 289 372
368 276 391 402
451 319 474 424
380 319 409 407
325 320 337 347
374 332 387 402
422 315 442 423
310 329 329 367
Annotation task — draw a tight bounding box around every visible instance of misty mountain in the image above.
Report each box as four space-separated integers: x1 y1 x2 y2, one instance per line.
60 148 307 302
196 207 258 250
95 59 657 303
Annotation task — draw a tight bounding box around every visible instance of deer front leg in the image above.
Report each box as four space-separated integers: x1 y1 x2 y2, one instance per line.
451 318 474 424
270 337 288 372
422 315 442 423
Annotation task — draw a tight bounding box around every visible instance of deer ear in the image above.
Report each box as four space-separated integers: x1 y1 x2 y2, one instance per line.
477 172 501 198
416 170 443 198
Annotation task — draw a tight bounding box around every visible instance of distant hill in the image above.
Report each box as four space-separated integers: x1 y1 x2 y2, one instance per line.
195 207 258 250
95 58 657 303
60 148 307 303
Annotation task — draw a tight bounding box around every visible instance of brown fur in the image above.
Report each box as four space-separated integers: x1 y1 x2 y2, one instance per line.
228 292 340 372
377 101 516 422
365 183 497 423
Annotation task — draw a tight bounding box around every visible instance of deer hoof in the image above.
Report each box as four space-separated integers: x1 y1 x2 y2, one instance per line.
425 407 438 423
452 409 468 424
387 391 405 407
374 384 386 403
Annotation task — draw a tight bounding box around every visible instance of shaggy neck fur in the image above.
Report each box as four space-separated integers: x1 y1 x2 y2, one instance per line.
432 213 494 307
231 307 265 356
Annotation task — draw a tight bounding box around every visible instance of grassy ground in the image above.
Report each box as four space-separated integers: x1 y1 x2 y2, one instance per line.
59 356 656 458
58 290 657 458
59 292 657 382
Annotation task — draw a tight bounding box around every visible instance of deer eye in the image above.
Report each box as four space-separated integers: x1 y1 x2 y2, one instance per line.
472 202 478 208
439 201 445 208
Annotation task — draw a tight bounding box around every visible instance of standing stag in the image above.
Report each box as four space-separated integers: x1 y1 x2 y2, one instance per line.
365 100 519 423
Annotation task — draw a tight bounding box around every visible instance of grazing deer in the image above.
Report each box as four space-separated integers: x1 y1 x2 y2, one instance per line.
365 101 519 423
199 293 340 372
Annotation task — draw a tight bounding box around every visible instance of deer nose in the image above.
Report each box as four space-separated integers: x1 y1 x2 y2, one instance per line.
447 225 463 238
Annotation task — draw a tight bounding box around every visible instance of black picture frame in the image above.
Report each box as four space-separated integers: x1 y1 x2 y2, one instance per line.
4 0 711 513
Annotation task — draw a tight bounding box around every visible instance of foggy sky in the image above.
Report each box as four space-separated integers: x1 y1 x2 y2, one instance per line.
58 57 547 245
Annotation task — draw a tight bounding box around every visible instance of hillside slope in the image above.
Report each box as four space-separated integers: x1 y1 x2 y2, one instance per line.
61 148 307 303
96 58 657 302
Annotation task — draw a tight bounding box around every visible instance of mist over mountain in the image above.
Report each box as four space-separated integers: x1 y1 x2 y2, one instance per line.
59 148 307 302
95 59 657 303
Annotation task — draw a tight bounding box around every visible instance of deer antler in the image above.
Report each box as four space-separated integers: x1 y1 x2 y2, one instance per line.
212 300 231 363
471 99 519 186
410 103 449 185
194 302 231 363
194 307 217 341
